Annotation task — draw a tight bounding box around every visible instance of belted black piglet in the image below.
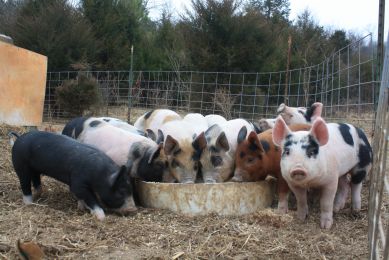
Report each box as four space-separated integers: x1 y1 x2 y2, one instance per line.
9 131 137 220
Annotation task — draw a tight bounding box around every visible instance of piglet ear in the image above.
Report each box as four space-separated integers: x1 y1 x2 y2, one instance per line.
216 132 230 151
311 102 323 122
192 132 207 151
237 126 247 144
247 131 264 153
146 129 156 141
109 163 128 188
272 116 292 146
147 143 163 163
164 135 179 155
309 117 328 146
156 130 164 144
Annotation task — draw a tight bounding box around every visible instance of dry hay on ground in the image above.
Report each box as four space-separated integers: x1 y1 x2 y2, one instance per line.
0 123 376 259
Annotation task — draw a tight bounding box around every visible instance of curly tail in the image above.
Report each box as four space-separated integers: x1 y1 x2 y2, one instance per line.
8 131 20 147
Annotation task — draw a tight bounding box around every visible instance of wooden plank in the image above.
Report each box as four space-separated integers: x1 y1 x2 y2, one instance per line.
0 41 47 126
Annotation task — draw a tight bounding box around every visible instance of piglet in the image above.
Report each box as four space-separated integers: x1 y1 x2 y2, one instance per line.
258 117 275 132
134 109 182 134
62 117 172 183
99 117 147 136
272 116 372 229
200 119 255 183
9 131 137 220
157 120 207 184
204 114 227 127
183 113 209 137
233 124 311 214
277 102 323 125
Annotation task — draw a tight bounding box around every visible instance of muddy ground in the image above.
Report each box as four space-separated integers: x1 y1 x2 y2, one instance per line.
0 115 382 260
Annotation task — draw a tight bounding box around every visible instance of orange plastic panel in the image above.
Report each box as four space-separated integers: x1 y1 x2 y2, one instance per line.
0 42 47 126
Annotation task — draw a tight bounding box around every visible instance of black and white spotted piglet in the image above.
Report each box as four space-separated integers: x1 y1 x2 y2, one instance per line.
9 131 137 220
272 116 372 229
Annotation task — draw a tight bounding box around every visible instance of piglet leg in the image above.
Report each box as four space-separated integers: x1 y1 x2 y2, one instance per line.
290 185 309 220
320 185 337 229
350 182 362 210
77 201 86 211
71 187 106 220
277 177 290 215
333 174 350 212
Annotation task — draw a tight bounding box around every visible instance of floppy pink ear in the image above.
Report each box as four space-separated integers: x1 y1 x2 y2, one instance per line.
311 103 323 121
309 117 328 146
272 116 292 146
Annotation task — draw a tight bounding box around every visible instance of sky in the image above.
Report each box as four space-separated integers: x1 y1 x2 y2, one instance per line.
147 0 387 39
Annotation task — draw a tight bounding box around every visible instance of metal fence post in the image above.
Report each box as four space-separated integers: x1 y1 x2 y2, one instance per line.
128 45 134 124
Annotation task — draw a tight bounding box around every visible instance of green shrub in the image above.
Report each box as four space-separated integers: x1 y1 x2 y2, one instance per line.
56 73 100 117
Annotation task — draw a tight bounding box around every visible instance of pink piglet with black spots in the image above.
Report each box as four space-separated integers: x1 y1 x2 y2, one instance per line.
272 116 372 229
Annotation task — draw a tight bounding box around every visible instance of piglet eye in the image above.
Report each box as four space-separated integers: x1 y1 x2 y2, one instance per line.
216 158 223 166
154 163 162 170
118 189 126 198
247 157 255 164
283 149 290 156
308 149 317 158
171 160 179 168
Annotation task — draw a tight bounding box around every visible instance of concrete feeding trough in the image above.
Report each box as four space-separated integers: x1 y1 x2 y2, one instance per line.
137 177 277 217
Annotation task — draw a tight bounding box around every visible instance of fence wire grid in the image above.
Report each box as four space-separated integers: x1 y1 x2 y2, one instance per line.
44 33 375 133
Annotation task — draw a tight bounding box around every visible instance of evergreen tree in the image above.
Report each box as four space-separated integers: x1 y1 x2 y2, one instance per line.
330 30 351 52
248 0 290 21
3 0 99 72
81 0 155 71
179 0 271 73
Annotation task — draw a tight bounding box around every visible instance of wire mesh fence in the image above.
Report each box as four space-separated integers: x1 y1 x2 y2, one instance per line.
368 34 389 259
44 33 375 133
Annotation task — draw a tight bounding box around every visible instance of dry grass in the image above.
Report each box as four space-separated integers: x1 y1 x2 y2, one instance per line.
0 120 380 259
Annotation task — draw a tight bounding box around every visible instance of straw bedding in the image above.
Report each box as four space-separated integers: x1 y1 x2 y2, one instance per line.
0 123 378 259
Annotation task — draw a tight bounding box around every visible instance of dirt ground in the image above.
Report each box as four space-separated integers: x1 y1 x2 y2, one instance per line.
0 115 380 260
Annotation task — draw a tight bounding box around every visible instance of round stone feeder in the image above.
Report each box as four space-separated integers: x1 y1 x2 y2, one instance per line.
137 177 277 217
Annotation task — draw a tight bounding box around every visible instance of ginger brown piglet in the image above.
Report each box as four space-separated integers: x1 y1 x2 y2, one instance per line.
233 124 311 215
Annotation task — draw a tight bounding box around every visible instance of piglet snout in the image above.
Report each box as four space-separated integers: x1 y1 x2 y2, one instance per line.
277 103 286 113
115 198 138 215
232 175 243 182
290 169 307 180
123 205 138 213
182 179 195 184
117 205 138 215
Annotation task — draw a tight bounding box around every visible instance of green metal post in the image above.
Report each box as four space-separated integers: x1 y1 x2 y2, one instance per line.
376 0 385 112
128 45 134 124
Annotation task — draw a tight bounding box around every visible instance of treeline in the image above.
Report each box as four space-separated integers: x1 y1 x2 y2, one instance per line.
0 0 373 73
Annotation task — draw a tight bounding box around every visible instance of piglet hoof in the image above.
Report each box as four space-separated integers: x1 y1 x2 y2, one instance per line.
77 201 86 211
320 217 333 229
23 195 33 204
34 185 42 197
296 207 308 220
352 201 361 210
93 208 106 220
277 206 288 215
333 202 345 213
